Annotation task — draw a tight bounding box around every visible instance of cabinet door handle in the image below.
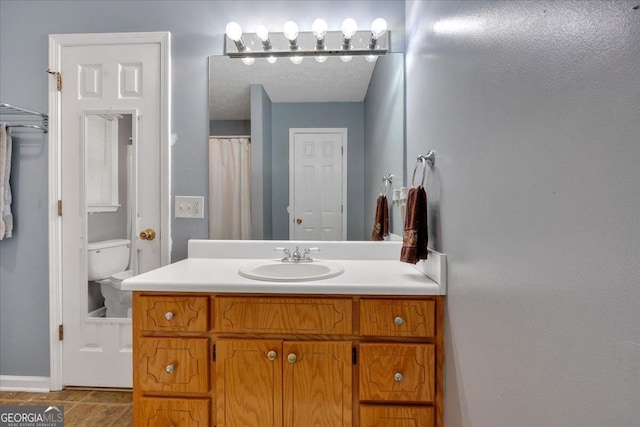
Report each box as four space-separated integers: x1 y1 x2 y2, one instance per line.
164 311 174 321
165 364 175 374
394 316 404 326
267 351 277 361
394 372 403 382
287 353 297 364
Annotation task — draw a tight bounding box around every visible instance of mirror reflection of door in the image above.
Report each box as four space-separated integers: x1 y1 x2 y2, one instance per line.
290 128 347 241
86 114 133 319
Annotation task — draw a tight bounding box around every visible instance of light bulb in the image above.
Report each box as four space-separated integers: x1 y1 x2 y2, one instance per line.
290 56 303 65
365 55 378 62
315 55 328 63
283 21 299 41
267 56 277 64
340 55 353 63
371 18 387 39
241 47 254 65
341 18 357 38
312 18 328 40
225 22 243 42
256 25 269 42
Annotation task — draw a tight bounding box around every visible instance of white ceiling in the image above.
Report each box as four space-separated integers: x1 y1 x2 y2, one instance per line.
209 55 377 120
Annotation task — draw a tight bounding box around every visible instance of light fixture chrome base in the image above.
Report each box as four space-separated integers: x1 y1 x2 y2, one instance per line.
225 30 388 59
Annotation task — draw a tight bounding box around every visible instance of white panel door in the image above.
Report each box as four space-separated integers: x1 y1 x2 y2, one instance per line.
289 129 347 241
55 34 169 387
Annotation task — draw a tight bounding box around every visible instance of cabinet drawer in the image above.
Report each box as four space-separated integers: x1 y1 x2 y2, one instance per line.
360 299 435 337
359 343 435 402
360 405 434 427
137 337 209 393
140 397 209 426
137 295 209 332
215 296 352 334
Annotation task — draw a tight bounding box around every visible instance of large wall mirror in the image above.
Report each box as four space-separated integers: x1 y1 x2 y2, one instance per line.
208 52 405 241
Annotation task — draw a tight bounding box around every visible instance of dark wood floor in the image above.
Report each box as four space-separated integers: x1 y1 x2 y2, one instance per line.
0 388 132 426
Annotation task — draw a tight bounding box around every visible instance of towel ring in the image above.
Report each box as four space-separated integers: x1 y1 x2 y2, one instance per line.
411 151 435 187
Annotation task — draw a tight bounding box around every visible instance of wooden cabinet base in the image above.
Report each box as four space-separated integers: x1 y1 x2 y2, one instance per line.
133 292 444 427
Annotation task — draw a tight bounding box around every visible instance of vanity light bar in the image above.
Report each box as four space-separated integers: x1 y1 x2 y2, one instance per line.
224 18 389 61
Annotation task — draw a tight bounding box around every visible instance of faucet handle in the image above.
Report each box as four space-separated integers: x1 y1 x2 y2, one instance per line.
274 247 290 257
303 247 320 259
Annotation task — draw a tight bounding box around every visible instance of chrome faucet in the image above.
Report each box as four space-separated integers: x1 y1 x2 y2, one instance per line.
275 246 320 263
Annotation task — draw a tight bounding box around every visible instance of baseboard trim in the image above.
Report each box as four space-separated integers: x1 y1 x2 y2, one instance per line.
0 375 51 392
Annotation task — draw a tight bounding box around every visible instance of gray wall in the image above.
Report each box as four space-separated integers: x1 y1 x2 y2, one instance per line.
405 1 639 426
364 53 405 238
250 84 273 240
271 102 365 240
209 120 250 136
0 0 405 378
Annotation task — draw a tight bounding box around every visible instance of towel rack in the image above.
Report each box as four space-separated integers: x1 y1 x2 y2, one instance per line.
411 150 435 187
0 103 49 133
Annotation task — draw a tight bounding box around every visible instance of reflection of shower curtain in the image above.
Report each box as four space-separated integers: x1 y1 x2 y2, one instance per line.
209 137 251 239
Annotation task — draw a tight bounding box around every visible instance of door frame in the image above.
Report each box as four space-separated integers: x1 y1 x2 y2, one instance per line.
47 32 171 390
288 128 348 240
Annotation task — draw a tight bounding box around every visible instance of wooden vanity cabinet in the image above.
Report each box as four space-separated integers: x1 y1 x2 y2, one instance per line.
133 293 444 427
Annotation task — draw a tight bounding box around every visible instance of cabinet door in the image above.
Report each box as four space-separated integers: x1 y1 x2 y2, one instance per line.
359 343 435 403
140 397 209 427
137 337 209 393
215 339 283 427
283 341 353 427
360 405 434 427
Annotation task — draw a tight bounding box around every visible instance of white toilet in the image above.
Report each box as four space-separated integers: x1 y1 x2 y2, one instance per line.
87 239 133 318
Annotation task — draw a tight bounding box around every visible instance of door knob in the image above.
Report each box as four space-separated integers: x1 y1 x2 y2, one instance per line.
287 353 297 364
267 351 277 361
296 218 302 224
139 228 156 240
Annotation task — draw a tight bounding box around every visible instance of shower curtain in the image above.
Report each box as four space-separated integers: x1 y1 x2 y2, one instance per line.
208 137 252 239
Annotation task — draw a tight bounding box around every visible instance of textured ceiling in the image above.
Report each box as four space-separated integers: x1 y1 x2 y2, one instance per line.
209 55 377 120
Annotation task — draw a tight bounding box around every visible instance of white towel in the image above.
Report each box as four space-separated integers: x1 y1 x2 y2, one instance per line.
0 124 13 239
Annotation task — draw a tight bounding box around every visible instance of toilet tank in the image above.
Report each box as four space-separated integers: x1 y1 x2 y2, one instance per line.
87 239 131 281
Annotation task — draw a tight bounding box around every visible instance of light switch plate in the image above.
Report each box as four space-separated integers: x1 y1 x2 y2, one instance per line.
175 196 204 219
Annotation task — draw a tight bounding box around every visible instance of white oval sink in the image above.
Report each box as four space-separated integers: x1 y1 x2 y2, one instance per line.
238 260 344 282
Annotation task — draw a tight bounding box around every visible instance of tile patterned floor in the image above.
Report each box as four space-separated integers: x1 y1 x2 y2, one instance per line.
0 389 132 426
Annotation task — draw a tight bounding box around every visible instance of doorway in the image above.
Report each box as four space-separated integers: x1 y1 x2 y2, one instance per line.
289 128 347 241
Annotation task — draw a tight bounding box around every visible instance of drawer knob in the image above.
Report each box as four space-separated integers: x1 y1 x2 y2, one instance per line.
165 363 175 374
164 311 174 321
267 351 277 361
394 372 404 382
287 353 298 364
394 316 404 326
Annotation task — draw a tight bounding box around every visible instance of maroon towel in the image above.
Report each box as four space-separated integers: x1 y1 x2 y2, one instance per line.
371 195 389 241
400 187 428 263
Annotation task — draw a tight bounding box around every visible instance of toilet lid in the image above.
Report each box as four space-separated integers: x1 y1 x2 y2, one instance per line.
110 270 133 283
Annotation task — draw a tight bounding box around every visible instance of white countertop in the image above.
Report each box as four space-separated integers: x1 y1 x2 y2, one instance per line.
121 258 442 295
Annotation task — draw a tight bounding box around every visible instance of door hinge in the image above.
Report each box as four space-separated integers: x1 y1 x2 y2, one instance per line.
57 200 63 216
47 69 63 91
212 344 216 362
341 146 344 155
352 347 357 365
58 324 64 341
341 205 343 214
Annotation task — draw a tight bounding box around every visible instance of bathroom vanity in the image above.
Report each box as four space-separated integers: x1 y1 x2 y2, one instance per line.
122 240 446 427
